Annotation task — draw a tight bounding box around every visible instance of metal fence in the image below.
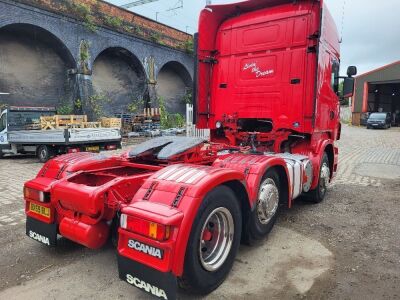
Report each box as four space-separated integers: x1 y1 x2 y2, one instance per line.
340 105 352 124
186 104 210 139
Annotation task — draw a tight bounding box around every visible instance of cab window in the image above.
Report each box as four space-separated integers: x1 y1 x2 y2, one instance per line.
331 60 340 94
0 112 6 132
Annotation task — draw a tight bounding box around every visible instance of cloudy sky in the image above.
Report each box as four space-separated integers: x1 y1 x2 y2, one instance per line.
108 0 400 75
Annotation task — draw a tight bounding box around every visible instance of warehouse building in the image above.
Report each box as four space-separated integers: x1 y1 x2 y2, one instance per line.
352 61 400 126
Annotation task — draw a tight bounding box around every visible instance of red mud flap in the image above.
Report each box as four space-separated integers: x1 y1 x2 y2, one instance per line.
26 216 57 247
117 254 177 300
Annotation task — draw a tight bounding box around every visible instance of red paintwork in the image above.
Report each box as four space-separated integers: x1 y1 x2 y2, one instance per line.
23 0 346 290
59 217 109 249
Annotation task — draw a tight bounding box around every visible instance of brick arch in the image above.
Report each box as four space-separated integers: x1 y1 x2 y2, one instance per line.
91 47 147 115
157 61 193 86
0 22 76 67
0 23 77 107
156 61 193 115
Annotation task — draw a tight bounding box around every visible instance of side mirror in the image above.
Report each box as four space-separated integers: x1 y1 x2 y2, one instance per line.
347 66 357 77
343 77 355 98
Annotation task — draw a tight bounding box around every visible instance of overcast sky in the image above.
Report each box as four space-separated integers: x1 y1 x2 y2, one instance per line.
108 0 400 75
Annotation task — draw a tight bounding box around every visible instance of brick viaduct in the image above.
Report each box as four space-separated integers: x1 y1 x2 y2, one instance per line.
0 0 194 117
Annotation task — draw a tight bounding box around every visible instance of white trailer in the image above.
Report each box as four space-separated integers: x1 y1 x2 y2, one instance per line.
0 106 121 162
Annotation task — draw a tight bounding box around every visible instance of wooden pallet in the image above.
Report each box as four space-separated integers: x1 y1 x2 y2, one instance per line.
83 122 101 128
40 115 87 130
101 118 122 128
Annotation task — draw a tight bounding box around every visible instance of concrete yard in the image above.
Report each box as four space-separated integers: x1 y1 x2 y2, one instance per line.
0 125 399 299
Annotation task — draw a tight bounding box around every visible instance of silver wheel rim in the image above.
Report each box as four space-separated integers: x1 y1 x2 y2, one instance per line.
199 207 234 272
257 178 279 225
40 148 47 160
320 162 330 195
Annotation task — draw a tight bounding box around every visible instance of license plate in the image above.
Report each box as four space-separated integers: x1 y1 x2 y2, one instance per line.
29 202 51 219
86 146 100 152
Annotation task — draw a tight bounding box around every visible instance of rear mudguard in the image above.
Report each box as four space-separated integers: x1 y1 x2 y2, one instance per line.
120 153 307 276
121 164 246 276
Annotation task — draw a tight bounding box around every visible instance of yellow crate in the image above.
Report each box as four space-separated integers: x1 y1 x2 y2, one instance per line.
101 118 122 128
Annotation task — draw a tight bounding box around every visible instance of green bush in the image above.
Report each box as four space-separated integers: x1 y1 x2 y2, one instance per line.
159 97 186 129
57 103 74 115
70 2 97 32
104 16 124 28
183 38 194 55
87 94 111 119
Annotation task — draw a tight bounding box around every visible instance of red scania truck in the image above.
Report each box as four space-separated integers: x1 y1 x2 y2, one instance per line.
23 0 356 298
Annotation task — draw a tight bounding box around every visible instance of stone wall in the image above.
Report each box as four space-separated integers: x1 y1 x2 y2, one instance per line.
12 0 193 52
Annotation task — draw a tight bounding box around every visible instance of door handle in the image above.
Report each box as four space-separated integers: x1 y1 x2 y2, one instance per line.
290 78 301 84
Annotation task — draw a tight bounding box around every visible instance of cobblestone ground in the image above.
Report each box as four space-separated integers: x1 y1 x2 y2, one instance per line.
335 125 400 186
0 157 39 228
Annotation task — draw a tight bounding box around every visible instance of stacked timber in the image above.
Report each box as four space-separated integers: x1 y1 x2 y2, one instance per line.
40 115 101 130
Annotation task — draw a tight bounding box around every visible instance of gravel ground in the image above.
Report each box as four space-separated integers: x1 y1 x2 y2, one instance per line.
0 125 399 299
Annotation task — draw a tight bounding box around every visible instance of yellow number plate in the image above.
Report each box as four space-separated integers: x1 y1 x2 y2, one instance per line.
29 202 51 219
86 146 100 152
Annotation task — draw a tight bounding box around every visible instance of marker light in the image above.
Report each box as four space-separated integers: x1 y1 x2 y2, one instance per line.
24 187 50 203
120 214 171 241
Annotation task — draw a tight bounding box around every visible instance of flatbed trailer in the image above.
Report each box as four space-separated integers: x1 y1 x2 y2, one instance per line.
0 106 121 162
23 0 357 299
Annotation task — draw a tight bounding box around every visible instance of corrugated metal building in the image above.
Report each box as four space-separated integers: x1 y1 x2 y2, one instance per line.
352 61 400 126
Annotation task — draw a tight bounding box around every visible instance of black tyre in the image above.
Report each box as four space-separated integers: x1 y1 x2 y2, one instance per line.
178 185 242 295
305 152 330 203
244 169 280 244
37 145 54 163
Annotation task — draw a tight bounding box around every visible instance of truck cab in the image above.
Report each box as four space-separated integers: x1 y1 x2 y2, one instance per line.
0 108 8 146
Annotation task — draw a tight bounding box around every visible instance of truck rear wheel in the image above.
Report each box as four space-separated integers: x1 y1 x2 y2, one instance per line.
305 153 330 203
37 145 54 163
178 185 242 295
244 169 280 244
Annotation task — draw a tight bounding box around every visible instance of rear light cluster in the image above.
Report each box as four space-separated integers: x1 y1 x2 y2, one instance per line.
120 214 171 242
24 187 50 203
105 144 117 150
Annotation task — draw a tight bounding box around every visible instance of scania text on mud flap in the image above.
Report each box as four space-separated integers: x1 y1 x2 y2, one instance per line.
24 0 357 299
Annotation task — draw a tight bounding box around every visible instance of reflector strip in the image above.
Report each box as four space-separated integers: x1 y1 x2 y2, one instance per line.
185 170 207 184
175 168 198 183
157 165 181 180
165 167 191 181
